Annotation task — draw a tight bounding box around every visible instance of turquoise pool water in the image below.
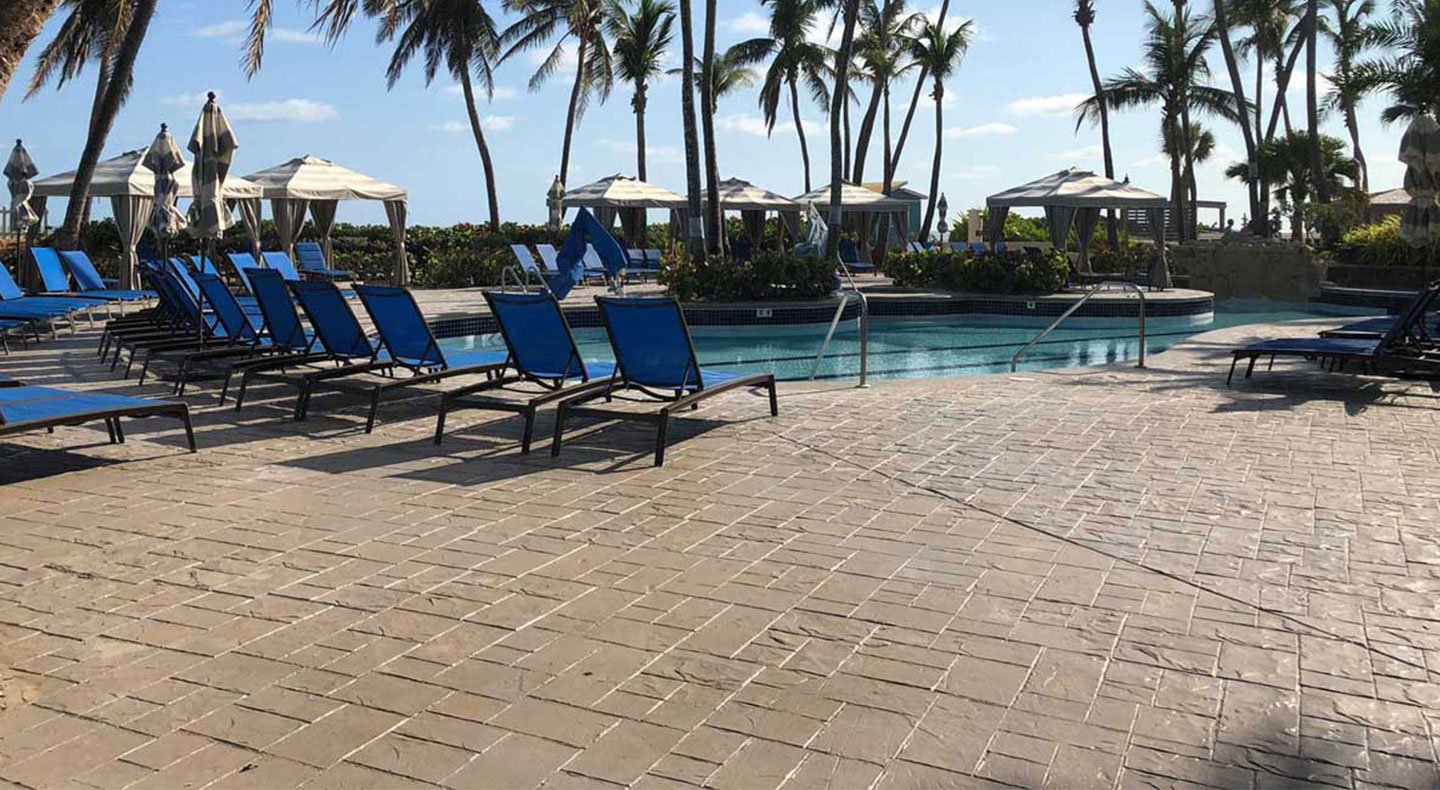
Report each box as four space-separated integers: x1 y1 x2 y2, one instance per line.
439 300 1384 382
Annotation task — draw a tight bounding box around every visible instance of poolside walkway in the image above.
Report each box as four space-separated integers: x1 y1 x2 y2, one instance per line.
0 318 1438 788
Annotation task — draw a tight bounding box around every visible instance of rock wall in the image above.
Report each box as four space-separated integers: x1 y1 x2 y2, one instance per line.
1172 241 1325 301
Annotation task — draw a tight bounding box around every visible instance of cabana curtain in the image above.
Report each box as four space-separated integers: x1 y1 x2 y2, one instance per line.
229 197 263 260
384 199 409 285
110 195 153 289
271 198 309 262
309 199 339 265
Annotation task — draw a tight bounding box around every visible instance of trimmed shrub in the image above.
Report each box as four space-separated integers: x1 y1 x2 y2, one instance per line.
881 248 1069 294
659 249 836 301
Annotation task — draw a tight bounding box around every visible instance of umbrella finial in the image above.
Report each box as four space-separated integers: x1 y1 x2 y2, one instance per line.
206 91 216 102
160 123 167 132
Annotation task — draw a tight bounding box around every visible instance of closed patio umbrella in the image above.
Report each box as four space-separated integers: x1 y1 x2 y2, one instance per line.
1398 114 1440 246
5 140 40 287
142 124 187 263
187 92 238 264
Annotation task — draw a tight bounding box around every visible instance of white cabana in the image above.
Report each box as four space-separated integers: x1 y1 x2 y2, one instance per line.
561 173 687 246
794 181 912 258
34 149 265 287
986 167 1170 274
244 155 409 282
706 178 801 247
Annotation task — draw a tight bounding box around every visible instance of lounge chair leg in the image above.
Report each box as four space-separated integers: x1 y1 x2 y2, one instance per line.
434 397 449 445
654 413 670 467
521 407 537 454
1227 356 1239 386
113 420 125 444
294 380 312 421
105 419 117 444
218 373 232 405
235 371 253 411
551 404 568 457
182 412 197 452
767 378 778 416
138 355 151 385
1245 357 1257 379
364 386 383 433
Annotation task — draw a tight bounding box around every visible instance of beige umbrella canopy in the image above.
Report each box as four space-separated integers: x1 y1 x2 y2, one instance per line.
706 178 801 245
793 181 912 212
244 155 410 282
562 174 687 245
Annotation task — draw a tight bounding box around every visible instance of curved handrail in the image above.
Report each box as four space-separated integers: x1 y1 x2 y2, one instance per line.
1010 281 1146 372
808 259 870 386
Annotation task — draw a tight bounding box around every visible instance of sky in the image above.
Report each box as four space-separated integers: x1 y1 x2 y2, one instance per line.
0 0 1409 228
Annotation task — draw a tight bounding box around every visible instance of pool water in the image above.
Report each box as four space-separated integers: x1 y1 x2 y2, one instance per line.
439 300 1384 382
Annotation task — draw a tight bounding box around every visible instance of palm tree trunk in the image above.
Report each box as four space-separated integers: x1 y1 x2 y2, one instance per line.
842 92 852 179
852 82 883 184
1345 103 1368 193
1166 113 1184 244
1212 0 1260 236
1305 0 1328 204
79 54 113 232
882 84 893 190
57 0 157 250
701 0 722 256
460 69 502 231
1079 22 1117 248
791 79 812 193
888 0 949 181
920 82 943 243
0 0 62 104
825 0 860 259
558 33 591 188
1179 108 1196 240
634 86 648 181
677 0 705 261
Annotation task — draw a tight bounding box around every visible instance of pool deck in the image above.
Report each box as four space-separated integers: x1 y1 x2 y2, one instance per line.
1 317 1438 788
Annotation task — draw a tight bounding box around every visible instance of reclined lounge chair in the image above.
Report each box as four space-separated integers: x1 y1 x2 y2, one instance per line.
0 384 195 452
295 241 354 280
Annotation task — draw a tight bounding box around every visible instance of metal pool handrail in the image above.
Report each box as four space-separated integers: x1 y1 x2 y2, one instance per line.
1010 281 1146 372
809 260 869 386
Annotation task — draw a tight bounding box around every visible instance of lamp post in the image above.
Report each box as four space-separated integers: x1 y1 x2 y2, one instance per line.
936 194 949 246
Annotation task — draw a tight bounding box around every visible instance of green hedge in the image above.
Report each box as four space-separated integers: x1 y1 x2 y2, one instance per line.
659 249 836 301
1333 216 1439 267
882 248 1069 293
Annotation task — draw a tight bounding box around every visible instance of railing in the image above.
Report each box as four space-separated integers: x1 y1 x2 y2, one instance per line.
1010 281 1146 372
809 260 869 386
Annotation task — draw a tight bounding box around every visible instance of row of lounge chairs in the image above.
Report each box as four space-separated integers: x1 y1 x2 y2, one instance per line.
508 243 664 290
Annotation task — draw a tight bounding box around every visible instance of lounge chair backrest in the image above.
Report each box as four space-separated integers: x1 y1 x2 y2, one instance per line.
289 280 375 359
262 251 302 281
227 253 260 292
838 239 860 264
594 296 704 391
0 261 29 300
644 249 662 265
535 244 561 269
510 245 541 273
194 273 256 342
483 291 586 381
1380 282 1440 351
583 245 603 268
166 258 203 300
61 250 107 291
246 268 309 351
353 284 448 371
159 264 209 332
30 248 71 293
188 255 221 276
295 242 327 272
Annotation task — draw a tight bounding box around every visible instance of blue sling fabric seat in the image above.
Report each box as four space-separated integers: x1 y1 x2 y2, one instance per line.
28 248 116 308
550 295 778 466
227 253 262 293
0 384 195 452
261 251 303 281
58 250 155 302
1228 283 1440 384
295 241 354 279
0 260 94 334
1319 311 1440 340
433 290 616 452
838 239 876 273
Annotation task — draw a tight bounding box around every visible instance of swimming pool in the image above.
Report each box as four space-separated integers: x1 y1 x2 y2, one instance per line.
438 300 1384 382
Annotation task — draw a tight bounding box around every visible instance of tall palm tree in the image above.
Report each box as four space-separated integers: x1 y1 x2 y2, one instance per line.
1077 3 1243 243
677 0 704 259
608 0 674 181
55 0 157 249
502 0 614 189
700 0 722 254
1074 0 1117 246
1305 0 1330 204
1236 0 1303 135
375 0 504 230
0 0 65 103
825 0 861 258
890 0 949 186
1212 0 1262 234
908 17 972 242
1322 0 1376 191
1356 0 1440 123
851 0 921 185
729 0 834 192
1226 131 1359 240
1164 121 1215 216
668 48 758 113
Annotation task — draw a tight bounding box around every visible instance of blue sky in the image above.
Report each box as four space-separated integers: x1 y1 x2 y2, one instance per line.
0 0 1407 227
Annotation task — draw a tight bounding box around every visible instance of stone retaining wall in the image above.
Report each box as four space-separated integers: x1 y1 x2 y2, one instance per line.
1172 240 1325 300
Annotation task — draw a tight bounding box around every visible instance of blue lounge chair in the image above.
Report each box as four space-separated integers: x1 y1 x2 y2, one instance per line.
838 239 876 274
217 268 320 404
0 384 194 452
0 373 21 387
508 244 563 292
261 251 303 281
164 272 297 392
434 291 616 452
226 253 262 293
125 267 264 382
550 296 778 466
1319 311 1440 340
28 248 118 312
0 261 94 333
57 250 155 304
186 255 222 276
295 241 354 280
1228 283 1440 385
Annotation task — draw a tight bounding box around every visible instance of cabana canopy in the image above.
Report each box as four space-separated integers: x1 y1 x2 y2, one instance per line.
561 174 686 246
706 178 801 246
794 181 911 259
985 168 1169 274
243 155 409 283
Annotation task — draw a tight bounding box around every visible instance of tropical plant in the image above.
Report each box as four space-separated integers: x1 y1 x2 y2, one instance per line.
668 48 758 113
908 17 972 242
1305 0 1330 204
1074 0 1118 247
700 0 722 254
0 0 65 102
676 0 704 260
1212 0 1262 234
1225 131 1360 241
729 0 835 192
607 0 674 181
890 0 950 186
1356 0 1440 124
851 0 922 185
1234 0 1304 136
501 0 614 188
1077 2 1244 247
1164 121 1216 211
824 0 861 258
1322 0 1377 191
373 0 503 231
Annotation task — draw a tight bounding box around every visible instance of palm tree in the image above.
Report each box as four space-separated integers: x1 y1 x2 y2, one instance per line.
1226 131 1359 240
908 17 973 243
667 48 757 113
502 0 614 189
851 0 921 185
1164 121 1215 216
608 0 674 181
700 0 722 254
1305 0 1330 204
1212 0 1262 234
1235 0 1304 136
1074 0 1117 246
825 0 861 258
729 0 834 192
1322 0 1377 191
1356 0 1440 123
890 0 949 185
0 0 65 103
676 0 704 259
1077 3 1243 243
55 0 157 249
375 0 504 230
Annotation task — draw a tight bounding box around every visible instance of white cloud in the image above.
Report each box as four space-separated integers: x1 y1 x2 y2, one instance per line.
1049 144 1104 161
163 91 220 108
953 165 1000 180
431 121 468 133
729 12 769 34
430 115 515 133
598 139 684 164
191 20 247 40
945 122 1018 139
1132 153 1168 168
227 99 339 123
718 113 821 137
190 20 315 45
270 27 320 44
1006 93 1089 117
